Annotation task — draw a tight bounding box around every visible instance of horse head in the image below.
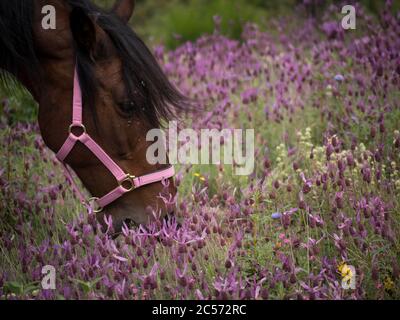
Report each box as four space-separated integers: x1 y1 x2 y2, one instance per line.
0 0 190 232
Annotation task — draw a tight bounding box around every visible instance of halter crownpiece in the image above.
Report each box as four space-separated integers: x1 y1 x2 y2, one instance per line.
56 67 175 213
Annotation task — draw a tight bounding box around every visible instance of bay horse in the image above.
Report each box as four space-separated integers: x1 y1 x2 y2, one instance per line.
0 0 190 231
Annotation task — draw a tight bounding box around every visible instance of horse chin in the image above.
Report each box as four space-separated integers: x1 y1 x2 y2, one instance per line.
96 203 171 236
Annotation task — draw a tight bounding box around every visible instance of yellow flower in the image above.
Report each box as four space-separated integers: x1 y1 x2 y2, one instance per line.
194 172 206 181
337 262 353 278
341 265 353 279
384 276 394 291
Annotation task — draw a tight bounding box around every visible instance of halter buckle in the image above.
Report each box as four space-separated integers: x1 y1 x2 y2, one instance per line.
88 197 103 213
69 123 87 138
118 174 136 192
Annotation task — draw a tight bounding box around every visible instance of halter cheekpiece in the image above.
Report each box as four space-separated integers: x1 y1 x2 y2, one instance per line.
56 68 175 213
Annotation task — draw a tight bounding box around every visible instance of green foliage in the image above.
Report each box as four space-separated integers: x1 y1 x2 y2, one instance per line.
359 0 400 14
0 83 37 124
135 0 272 48
2 281 39 297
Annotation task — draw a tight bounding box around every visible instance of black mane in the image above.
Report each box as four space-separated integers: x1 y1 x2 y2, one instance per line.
0 0 38 92
0 0 192 128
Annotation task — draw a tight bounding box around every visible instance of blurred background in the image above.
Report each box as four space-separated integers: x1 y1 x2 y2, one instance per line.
94 0 398 48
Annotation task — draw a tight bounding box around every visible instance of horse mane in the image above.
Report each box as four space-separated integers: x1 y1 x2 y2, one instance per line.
0 0 192 128
0 0 39 93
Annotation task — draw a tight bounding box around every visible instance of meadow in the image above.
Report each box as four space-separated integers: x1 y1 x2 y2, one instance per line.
0 1 399 299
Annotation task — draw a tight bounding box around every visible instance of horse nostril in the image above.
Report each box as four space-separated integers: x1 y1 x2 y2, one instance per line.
163 212 173 222
163 211 182 229
124 218 136 229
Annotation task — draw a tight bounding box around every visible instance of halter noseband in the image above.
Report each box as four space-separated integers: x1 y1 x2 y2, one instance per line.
56 68 175 213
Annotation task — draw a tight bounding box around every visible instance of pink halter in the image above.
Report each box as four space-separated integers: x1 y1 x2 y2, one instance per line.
56 68 175 213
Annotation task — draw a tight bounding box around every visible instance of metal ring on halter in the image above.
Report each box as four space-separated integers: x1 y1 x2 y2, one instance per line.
68 123 87 137
88 197 103 213
118 174 136 192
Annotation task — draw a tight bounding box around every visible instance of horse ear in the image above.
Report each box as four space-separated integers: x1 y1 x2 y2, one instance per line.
69 7 99 59
112 0 135 23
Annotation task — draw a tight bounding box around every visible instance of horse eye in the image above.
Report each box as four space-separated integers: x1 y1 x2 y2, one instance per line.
118 100 136 113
